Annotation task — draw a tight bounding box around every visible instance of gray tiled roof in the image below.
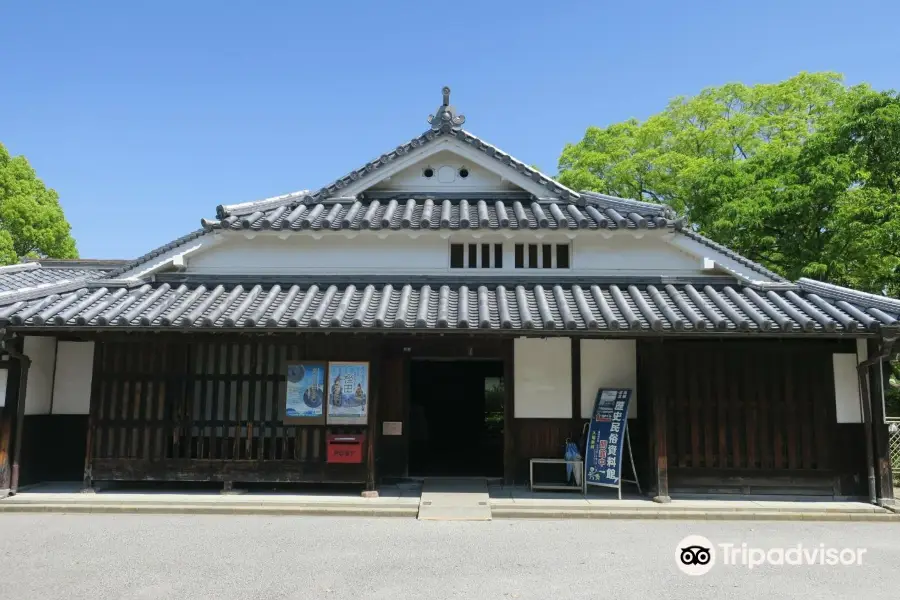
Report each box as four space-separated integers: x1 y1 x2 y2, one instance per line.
0 260 125 294
0 267 104 292
207 196 679 232
0 277 895 333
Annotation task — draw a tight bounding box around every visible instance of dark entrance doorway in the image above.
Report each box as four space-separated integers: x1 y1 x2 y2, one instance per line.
408 359 504 477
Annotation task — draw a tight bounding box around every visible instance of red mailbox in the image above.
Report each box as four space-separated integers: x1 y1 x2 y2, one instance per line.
326 434 366 464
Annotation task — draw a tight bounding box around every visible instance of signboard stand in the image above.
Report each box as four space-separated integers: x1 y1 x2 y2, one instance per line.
583 388 642 500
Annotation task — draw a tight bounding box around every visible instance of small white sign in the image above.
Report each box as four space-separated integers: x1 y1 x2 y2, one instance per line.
382 421 402 436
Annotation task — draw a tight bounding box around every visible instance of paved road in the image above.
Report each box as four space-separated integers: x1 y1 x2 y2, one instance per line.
1 515 898 599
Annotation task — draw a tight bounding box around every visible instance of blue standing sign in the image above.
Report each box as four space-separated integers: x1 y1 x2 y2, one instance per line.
585 388 632 489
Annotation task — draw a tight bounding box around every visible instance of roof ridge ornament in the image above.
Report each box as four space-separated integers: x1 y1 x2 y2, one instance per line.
428 86 466 132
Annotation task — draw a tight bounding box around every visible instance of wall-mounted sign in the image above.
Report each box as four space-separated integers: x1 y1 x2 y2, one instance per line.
284 362 326 425
382 421 402 436
326 361 370 425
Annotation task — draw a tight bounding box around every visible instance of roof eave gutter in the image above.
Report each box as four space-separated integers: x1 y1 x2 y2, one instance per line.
856 325 899 506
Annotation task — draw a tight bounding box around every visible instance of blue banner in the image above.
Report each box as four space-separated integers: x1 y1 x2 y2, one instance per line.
585 388 631 488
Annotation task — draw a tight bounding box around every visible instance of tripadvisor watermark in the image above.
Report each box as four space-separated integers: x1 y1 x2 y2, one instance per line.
676 535 867 576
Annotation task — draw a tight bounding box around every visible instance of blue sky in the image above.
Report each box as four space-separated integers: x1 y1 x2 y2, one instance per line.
2 0 898 259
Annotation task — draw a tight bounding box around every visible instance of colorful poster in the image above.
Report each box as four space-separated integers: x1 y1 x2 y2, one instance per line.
284 362 326 424
326 361 370 425
585 388 632 488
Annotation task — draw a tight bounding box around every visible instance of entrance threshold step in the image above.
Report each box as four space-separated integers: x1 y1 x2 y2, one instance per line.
417 478 492 521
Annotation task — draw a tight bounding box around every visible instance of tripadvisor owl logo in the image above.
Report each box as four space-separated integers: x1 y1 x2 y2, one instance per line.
676 535 715 576
675 535 868 575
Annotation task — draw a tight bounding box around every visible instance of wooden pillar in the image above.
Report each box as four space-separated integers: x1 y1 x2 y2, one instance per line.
503 338 515 485
362 341 379 497
570 338 581 421
651 342 671 503
8 340 30 494
0 360 14 495
869 341 894 503
82 341 104 492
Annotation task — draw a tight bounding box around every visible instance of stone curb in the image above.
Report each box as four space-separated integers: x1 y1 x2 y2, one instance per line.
490 509 900 522
2 503 897 522
0 503 418 518
489 504 886 514
0 500 419 510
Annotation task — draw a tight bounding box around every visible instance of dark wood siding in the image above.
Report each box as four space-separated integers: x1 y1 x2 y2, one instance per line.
87 334 377 485
644 339 863 496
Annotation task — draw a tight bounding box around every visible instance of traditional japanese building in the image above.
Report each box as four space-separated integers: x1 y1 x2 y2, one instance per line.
0 88 897 503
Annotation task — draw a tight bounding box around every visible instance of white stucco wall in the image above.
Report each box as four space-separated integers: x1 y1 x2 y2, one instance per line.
51 342 95 415
572 235 699 275
371 149 518 193
513 337 572 418
23 336 57 415
186 231 707 277
579 339 637 419
189 234 451 274
833 339 867 424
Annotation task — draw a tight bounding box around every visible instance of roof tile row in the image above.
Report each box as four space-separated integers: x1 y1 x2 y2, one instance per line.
1 280 895 333
212 197 676 232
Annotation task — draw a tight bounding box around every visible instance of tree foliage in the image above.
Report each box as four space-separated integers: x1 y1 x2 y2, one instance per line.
559 72 900 414
557 72 900 298
0 143 77 264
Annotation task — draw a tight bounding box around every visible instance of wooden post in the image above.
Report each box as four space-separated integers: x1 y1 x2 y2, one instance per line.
8 339 30 494
503 338 515 485
362 347 379 498
869 341 894 503
571 338 581 421
0 362 13 495
82 341 104 493
651 343 671 503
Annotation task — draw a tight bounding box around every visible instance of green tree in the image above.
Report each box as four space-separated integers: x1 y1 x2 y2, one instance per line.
0 143 77 264
559 74 900 415
557 72 900 296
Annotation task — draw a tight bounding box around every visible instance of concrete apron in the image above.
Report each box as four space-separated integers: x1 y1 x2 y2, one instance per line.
417 478 492 521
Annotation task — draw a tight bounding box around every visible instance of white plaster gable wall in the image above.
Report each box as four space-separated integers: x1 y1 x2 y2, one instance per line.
514 337 572 418
573 235 700 275
579 340 637 419
666 234 777 283
23 336 57 415
336 136 559 200
114 232 222 280
370 149 519 193
186 230 711 276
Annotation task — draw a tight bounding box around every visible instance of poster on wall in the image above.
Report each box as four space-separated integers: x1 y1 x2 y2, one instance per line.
584 388 631 489
284 362 326 424
326 361 370 425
